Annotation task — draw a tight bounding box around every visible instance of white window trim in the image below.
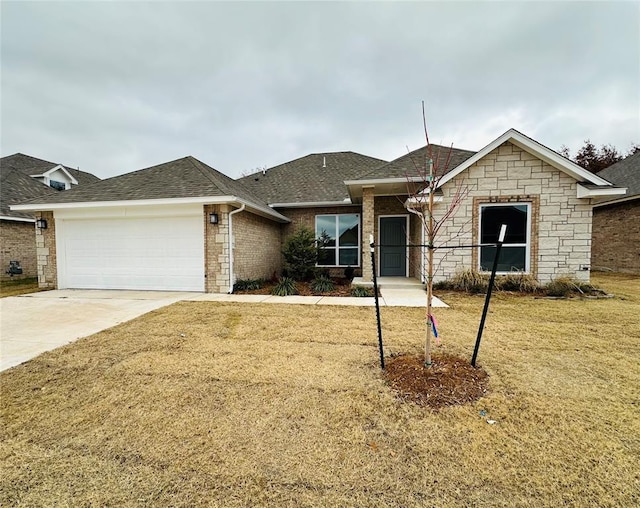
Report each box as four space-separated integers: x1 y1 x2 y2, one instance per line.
377 214 410 278
478 202 532 274
315 213 361 268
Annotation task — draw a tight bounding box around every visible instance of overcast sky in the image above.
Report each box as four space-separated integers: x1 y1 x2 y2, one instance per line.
2 1 638 180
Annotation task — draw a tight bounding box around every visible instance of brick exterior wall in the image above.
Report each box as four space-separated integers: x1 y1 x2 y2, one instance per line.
278 205 363 278
35 211 57 289
233 211 282 282
591 200 640 273
432 141 593 284
0 220 37 281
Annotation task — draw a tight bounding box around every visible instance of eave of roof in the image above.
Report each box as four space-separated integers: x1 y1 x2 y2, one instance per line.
11 195 291 223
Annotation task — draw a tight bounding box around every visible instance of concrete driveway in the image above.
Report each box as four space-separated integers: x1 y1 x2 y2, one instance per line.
0 289 194 372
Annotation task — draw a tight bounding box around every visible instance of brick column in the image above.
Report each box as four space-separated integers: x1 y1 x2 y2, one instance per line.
35 211 57 289
361 186 375 282
204 204 230 293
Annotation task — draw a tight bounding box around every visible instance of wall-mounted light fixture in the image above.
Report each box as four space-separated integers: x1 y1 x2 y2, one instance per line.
36 218 48 229
209 213 219 225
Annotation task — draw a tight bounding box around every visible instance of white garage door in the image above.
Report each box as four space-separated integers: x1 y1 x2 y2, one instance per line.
58 215 205 291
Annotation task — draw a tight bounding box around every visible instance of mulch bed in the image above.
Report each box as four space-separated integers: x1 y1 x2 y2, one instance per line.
235 278 363 297
383 353 489 409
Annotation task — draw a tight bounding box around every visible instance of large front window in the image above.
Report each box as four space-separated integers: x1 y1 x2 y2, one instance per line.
479 203 530 272
316 214 360 267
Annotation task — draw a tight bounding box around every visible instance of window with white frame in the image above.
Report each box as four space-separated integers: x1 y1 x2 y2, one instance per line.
479 203 530 272
315 214 360 267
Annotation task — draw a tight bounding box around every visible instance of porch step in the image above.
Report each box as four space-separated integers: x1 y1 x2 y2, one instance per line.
352 276 425 290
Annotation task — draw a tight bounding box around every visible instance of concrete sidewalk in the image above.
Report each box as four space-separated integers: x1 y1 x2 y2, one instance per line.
185 287 447 308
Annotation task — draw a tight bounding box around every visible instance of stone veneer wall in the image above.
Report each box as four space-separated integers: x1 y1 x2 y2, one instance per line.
232 211 282 282
0 220 37 281
204 204 230 293
35 211 57 288
278 205 363 278
433 141 593 284
591 200 640 273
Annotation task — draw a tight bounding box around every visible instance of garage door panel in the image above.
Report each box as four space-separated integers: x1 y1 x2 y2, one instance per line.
60 215 205 291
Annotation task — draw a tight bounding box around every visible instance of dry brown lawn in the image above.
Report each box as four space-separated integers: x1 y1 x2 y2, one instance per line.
1 273 638 507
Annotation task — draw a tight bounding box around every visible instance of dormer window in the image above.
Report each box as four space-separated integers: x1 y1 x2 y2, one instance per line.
49 180 66 191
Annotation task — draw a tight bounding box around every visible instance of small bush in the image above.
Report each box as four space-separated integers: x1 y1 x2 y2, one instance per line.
271 277 298 296
544 276 601 297
444 269 489 294
233 278 264 292
496 272 539 293
351 286 373 297
282 227 321 281
311 276 335 293
344 266 355 280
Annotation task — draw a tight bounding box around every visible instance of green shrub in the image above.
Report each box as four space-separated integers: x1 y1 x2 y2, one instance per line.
233 278 264 291
271 277 298 296
282 227 321 281
344 266 355 280
351 286 373 297
311 275 335 293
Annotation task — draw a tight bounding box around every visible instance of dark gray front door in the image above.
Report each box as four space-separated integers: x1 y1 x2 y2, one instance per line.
380 216 407 276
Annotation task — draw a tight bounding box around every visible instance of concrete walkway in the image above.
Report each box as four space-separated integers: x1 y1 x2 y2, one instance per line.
0 287 446 372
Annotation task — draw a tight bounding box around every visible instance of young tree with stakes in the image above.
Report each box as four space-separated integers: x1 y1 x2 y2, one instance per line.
406 103 468 367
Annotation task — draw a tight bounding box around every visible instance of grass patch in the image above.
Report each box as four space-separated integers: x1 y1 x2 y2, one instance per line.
0 273 638 506
0 277 41 298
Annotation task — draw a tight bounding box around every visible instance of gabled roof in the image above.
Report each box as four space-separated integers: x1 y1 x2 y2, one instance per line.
238 151 387 206
1 153 100 221
12 156 289 222
346 129 626 201
595 151 640 205
1 153 100 185
436 128 615 189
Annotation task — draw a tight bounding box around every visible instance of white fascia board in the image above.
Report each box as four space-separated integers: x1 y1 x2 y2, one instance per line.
269 200 353 208
344 176 423 186
0 215 35 223
593 194 639 207
437 128 613 189
576 184 627 198
11 195 290 222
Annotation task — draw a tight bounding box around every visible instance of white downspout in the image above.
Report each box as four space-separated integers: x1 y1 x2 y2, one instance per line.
228 203 246 293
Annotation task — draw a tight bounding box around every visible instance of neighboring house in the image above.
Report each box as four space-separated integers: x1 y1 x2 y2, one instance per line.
591 152 640 273
12 129 625 293
0 154 100 281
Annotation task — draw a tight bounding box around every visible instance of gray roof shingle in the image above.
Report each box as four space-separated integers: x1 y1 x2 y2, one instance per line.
357 144 477 180
238 151 388 204
15 156 280 217
1 153 100 220
596 151 640 201
2 153 100 185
